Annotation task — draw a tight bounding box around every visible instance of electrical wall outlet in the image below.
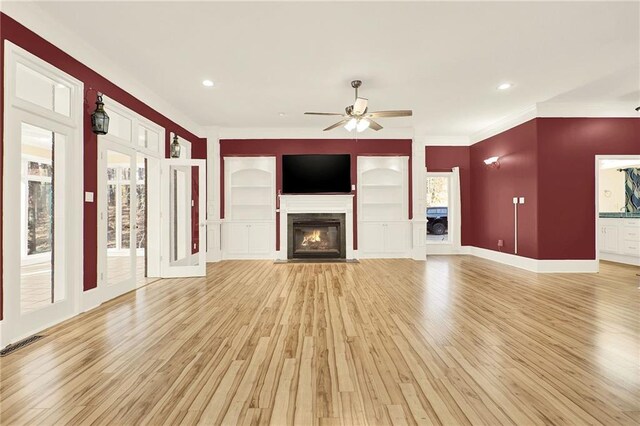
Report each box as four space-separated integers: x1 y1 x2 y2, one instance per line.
519 197 525 204
498 239 504 247
85 192 94 202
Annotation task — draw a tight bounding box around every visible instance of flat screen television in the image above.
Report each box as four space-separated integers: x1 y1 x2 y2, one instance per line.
282 154 351 194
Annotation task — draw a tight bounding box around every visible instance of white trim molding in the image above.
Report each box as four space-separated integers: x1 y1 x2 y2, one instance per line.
468 246 599 273
469 105 538 144
219 127 414 140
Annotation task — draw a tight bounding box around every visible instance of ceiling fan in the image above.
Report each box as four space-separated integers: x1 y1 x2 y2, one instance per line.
305 80 412 132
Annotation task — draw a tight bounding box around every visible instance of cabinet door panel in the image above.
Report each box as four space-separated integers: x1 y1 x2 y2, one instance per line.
248 223 272 254
224 223 249 254
602 225 619 253
384 223 408 253
359 223 385 253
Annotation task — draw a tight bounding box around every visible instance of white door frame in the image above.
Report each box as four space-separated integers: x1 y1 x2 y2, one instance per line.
2 41 83 346
594 154 640 269
160 159 207 277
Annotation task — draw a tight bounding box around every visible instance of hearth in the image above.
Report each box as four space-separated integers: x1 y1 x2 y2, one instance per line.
287 213 346 259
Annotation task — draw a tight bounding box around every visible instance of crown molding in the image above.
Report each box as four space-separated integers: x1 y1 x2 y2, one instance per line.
421 135 471 147
218 127 414 140
1 3 204 137
469 105 538 144
536 102 639 118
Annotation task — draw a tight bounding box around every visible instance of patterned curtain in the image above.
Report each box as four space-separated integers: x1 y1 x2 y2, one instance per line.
624 168 640 212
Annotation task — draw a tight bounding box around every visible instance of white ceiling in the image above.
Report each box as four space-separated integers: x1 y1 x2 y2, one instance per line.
22 1 640 136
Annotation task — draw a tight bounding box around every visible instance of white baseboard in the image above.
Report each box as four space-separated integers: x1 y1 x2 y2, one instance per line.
358 251 413 259
599 252 640 266
468 246 599 273
426 244 467 255
81 287 102 313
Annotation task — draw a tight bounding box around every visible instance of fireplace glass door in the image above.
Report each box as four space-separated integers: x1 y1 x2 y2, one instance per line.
293 223 341 257
288 213 346 259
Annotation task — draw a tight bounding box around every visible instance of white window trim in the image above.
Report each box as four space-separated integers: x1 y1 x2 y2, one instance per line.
101 94 166 159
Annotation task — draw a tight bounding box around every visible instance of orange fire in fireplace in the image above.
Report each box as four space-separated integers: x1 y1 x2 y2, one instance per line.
302 230 322 246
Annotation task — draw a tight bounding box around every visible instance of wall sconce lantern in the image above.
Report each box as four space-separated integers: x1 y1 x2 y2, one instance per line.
170 134 181 158
90 93 110 135
484 156 500 168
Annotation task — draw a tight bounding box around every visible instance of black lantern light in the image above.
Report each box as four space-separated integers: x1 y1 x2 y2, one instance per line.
91 93 110 135
170 134 181 158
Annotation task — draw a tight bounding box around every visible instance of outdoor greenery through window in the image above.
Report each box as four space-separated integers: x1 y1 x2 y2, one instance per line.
426 176 450 242
107 165 146 251
26 160 53 255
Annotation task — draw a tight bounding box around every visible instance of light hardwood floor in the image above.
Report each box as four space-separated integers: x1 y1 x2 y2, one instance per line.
1 257 638 425
21 255 154 313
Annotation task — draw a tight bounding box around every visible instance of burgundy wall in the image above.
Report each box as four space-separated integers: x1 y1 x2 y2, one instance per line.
426 117 639 261
0 13 205 319
425 146 472 246
537 118 640 260
220 139 413 251
470 120 539 258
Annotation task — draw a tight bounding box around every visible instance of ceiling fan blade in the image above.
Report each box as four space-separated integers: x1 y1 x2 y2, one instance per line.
366 110 413 118
352 97 368 115
304 112 344 116
368 119 383 131
323 119 350 131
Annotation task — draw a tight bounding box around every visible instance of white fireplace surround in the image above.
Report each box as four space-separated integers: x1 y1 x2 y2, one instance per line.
278 195 355 260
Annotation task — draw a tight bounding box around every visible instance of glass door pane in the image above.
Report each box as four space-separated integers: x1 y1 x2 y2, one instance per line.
20 122 66 314
161 159 206 277
426 176 450 243
106 150 134 286
170 164 198 267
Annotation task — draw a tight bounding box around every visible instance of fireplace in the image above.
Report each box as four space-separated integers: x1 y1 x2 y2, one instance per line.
287 213 346 259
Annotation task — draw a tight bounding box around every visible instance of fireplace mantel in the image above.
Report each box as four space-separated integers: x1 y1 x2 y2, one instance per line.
278 195 355 260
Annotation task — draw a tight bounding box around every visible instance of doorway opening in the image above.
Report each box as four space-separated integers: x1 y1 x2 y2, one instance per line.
426 173 451 243
595 156 640 268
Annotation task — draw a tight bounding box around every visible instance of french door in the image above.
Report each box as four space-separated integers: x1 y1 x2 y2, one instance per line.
98 141 139 300
3 111 80 344
160 159 207 277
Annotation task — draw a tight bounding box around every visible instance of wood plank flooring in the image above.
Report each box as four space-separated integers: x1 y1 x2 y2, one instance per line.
1 257 638 425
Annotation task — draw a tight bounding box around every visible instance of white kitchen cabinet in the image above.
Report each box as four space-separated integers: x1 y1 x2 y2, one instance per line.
598 218 640 265
600 224 619 253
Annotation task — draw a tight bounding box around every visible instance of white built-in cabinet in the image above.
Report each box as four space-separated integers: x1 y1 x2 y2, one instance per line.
222 157 275 259
598 218 640 265
357 156 410 257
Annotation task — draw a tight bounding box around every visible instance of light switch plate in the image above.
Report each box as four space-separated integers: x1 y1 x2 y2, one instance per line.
351 184 356 191
519 197 525 204
85 192 94 202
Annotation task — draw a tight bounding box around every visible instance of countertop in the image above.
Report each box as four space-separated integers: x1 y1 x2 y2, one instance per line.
599 212 640 219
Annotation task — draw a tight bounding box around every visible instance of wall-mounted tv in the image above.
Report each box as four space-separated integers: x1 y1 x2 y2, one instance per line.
282 154 351 194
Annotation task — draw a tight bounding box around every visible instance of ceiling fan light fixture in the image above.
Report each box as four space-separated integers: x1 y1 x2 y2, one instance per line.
344 118 358 132
356 119 370 132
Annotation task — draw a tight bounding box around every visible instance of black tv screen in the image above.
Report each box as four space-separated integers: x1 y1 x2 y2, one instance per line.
282 154 351 194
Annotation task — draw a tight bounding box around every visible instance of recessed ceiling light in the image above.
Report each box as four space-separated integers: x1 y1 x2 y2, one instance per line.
278 112 286 117
202 79 214 87
497 82 512 90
